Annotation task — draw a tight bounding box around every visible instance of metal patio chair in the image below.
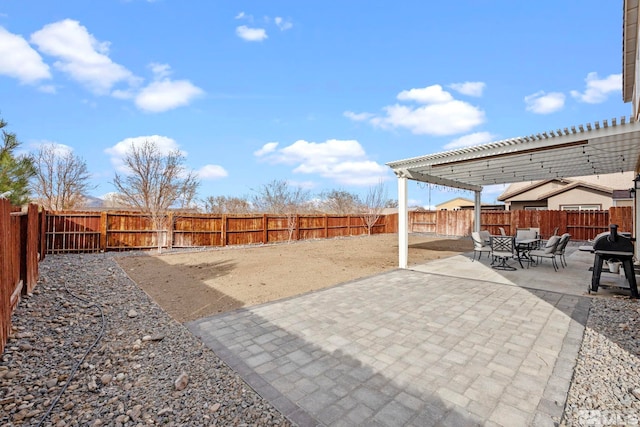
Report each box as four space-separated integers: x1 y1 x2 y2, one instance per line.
553 233 571 268
490 236 518 270
471 232 492 262
528 235 562 271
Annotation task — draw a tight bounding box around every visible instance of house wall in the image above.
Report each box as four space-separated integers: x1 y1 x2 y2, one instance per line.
508 201 547 211
614 199 634 207
547 188 612 210
436 198 474 210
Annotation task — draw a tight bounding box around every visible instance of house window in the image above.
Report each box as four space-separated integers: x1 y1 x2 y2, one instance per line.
560 204 601 211
524 206 547 211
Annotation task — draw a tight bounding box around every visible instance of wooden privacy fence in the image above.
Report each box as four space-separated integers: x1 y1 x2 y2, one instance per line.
0 201 43 354
45 211 392 253
409 207 634 241
45 207 634 254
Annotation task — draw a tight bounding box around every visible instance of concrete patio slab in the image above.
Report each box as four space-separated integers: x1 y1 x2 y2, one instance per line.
187 245 608 426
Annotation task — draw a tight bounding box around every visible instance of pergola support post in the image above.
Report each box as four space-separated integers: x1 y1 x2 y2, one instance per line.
398 175 408 269
474 190 481 233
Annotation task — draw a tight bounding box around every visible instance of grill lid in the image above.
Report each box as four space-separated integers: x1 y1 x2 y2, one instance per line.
593 224 634 253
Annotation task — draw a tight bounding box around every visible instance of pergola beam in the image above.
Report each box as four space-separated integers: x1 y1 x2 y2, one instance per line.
396 169 482 192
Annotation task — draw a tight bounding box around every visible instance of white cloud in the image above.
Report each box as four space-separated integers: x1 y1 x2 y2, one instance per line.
30 19 138 95
42 142 74 155
29 140 74 156
274 17 293 31
570 72 622 104
371 100 485 136
255 139 389 186
354 84 485 136
524 91 565 114
254 142 279 156
343 111 374 121
444 132 495 150
197 164 228 179
135 64 204 113
235 11 247 20
449 81 485 97
397 85 453 103
236 25 267 42
149 62 172 79
0 26 51 84
105 135 181 171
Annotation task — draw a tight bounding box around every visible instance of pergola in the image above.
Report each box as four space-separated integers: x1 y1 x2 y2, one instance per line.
386 116 640 268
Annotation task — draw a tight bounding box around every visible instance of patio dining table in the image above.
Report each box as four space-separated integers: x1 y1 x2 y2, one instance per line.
516 238 541 267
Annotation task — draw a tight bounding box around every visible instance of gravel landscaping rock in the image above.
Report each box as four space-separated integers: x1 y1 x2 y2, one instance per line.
561 296 640 426
0 253 291 426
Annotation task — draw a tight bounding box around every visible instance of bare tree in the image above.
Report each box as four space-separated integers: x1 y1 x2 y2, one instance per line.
360 181 388 235
112 140 199 252
202 195 252 214
252 179 310 242
31 144 93 210
318 189 361 214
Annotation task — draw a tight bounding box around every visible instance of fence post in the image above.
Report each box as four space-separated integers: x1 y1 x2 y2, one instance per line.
324 214 328 238
24 204 39 293
39 208 46 261
100 211 107 252
167 212 174 250
222 214 227 247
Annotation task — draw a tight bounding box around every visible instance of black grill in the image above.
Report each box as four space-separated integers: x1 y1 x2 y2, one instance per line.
592 224 634 253
590 224 638 298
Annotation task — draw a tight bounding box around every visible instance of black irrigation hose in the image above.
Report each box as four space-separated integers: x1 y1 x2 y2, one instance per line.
36 281 106 427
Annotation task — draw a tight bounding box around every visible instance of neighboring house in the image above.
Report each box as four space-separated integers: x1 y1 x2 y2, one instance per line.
436 197 474 210
436 197 505 211
497 172 635 211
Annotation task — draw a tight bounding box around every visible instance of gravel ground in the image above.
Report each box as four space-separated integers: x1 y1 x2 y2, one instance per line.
561 296 640 426
2 253 640 426
0 253 292 427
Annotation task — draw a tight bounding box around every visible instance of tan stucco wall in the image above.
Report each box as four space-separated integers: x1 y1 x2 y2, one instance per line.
508 201 547 211
547 188 611 210
436 198 474 210
614 199 634 207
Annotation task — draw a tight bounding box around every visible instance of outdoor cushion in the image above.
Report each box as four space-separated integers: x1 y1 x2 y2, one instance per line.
544 235 561 254
516 229 537 242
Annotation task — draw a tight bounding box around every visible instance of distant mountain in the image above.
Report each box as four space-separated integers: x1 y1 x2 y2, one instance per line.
82 195 104 208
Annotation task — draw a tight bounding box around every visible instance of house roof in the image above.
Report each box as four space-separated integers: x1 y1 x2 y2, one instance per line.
387 117 640 192
497 172 634 201
497 179 557 201
435 197 475 207
536 181 614 200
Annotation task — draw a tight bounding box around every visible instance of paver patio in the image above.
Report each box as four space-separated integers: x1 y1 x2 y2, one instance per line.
187 246 625 426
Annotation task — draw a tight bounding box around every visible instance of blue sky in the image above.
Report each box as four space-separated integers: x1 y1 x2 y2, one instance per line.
0 0 630 208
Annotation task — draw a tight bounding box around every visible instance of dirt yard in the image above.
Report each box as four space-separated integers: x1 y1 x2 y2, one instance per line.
115 233 472 323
